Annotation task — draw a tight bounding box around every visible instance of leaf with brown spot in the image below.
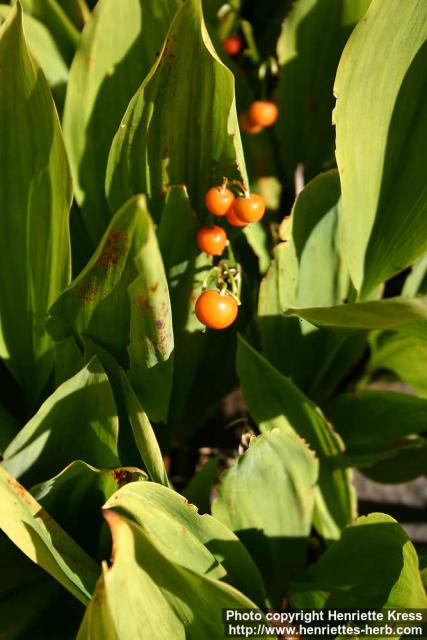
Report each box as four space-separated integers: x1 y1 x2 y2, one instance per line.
106 0 247 222
30 460 147 560
47 195 174 423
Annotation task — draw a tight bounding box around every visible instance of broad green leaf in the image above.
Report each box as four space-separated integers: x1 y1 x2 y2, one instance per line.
2 358 120 486
31 461 146 559
0 6 68 99
0 5 72 404
47 196 174 423
327 390 427 451
77 511 267 639
106 0 248 221
328 390 427 483
335 0 427 295
237 337 355 540
0 465 99 605
276 0 370 182
290 513 427 609
212 429 318 606
259 172 365 402
282 296 427 333
104 481 266 606
367 332 427 398
362 438 427 485
19 0 79 63
63 0 180 242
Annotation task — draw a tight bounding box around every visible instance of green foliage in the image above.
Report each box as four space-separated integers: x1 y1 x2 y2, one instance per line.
0 4 72 406
212 429 318 605
63 0 180 242
335 0 427 296
0 0 426 634
237 337 356 540
276 0 370 181
290 513 427 609
106 0 247 220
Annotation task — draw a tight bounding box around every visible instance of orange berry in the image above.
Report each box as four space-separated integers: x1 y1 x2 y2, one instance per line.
195 290 238 330
205 185 235 216
234 193 265 223
223 35 243 57
226 206 247 227
196 225 227 256
248 101 279 127
239 111 263 135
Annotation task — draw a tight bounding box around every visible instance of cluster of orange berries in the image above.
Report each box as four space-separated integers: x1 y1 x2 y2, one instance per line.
194 181 266 330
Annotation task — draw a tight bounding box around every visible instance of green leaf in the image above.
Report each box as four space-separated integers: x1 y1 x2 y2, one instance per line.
157 186 198 333
117 370 170 486
47 195 174 423
63 0 180 242
104 481 266 606
327 390 427 451
19 0 79 63
0 465 99 605
282 295 427 333
243 223 271 275
0 4 72 404
335 0 427 295
77 510 266 639
106 0 248 221
327 390 427 483
2 358 120 486
402 254 427 297
276 0 370 182
362 438 427 485
259 172 365 402
367 332 427 398
290 513 427 609
237 336 355 541
31 461 147 559
0 6 68 100
212 430 318 605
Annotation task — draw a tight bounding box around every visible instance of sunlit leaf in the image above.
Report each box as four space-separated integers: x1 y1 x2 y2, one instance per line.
0 4 72 405
0 465 99 605
106 0 248 221
335 0 427 295
237 336 355 541
77 510 268 639
47 196 174 422
63 0 181 242
213 429 318 605
3 358 120 485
